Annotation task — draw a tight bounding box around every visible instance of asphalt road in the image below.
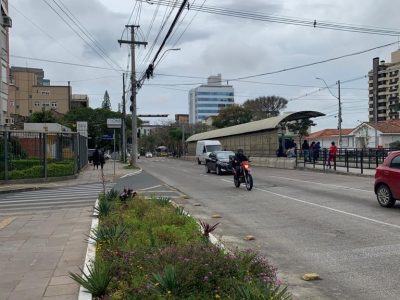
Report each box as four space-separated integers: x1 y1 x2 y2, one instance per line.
136 157 400 300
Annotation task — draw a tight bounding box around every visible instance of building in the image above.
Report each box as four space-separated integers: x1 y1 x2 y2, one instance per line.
1 1 12 128
188 74 234 124
186 111 324 158
175 114 189 124
307 129 354 148
9 67 72 117
71 94 89 109
368 50 400 122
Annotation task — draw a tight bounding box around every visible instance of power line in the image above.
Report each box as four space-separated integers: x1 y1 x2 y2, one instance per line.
140 0 400 36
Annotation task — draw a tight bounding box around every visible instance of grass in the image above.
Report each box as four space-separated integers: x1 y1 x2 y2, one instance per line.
70 193 291 299
123 164 140 170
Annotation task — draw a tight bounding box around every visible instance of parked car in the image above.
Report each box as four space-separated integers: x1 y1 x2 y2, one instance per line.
205 151 235 175
145 152 153 158
88 149 95 163
374 150 400 207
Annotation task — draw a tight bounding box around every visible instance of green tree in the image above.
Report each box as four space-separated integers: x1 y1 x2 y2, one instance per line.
243 96 288 120
213 105 252 128
389 140 400 149
287 118 316 146
102 90 111 110
28 109 57 123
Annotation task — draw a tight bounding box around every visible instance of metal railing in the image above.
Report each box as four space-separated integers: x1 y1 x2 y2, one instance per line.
295 147 392 174
0 131 88 181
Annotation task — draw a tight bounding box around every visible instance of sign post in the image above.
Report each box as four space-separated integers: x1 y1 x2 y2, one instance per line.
107 119 122 176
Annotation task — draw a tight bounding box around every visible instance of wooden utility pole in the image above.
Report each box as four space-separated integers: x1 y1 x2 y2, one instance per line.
118 25 147 165
122 73 126 163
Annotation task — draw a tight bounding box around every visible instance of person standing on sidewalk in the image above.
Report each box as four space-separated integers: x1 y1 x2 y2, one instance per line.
327 141 337 169
92 148 100 170
99 149 106 170
302 140 310 162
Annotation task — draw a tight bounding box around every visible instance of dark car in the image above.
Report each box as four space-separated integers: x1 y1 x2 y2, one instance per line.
205 151 235 175
88 149 96 163
374 150 400 207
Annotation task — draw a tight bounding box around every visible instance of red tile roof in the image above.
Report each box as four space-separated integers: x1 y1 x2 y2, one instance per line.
307 128 353 140
367 119 400 133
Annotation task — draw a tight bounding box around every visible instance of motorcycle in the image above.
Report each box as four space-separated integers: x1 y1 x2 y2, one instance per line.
233 160 253 191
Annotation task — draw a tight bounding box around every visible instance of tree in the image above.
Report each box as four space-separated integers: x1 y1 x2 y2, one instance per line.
287 118 316 146
243 96 288 120
28 109 57 123
213 105 252 128
389 140 400 149
102 90 111 110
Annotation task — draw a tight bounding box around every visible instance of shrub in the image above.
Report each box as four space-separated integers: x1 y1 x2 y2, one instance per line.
94 199 112 218
89 225 127 245
10 165 43 179
10 159 41 171
69 259 112 298
47 162 75 177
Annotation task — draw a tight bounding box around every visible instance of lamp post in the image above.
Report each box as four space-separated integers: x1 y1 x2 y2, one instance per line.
316 77 342 148
155 48 181 67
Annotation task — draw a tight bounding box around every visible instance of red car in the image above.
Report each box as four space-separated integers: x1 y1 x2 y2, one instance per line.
374 150 400 207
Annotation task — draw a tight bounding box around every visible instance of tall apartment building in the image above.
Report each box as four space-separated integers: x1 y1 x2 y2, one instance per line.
188 74 234 124
368 50 400 122
9 67 72 117
1 1 12 127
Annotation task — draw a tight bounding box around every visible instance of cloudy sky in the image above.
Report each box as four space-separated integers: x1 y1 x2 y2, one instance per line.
9 0 400 130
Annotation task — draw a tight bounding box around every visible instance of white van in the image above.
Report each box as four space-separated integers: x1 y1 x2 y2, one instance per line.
196 140 222 164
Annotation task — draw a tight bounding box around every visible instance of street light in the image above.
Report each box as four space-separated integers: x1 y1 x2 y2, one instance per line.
155 48 181 67
316 77 342 148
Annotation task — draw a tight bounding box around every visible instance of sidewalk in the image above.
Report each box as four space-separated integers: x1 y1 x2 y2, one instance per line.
0 160 138 194
298 162 375 176
0 161 137 300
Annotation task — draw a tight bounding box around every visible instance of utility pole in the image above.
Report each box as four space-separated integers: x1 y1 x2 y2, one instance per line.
337 80 342 148
118 25 147 165
122 73 126 163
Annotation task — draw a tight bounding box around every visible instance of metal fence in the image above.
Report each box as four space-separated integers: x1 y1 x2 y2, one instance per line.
0 131 88 181
295 147 392 174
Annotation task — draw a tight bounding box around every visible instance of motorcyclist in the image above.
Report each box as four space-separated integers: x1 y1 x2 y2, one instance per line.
231 149 249 179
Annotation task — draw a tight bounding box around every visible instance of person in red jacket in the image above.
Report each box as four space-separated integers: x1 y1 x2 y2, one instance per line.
327 141 337 168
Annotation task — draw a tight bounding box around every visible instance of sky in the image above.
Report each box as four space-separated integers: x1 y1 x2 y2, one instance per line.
9 0 400 130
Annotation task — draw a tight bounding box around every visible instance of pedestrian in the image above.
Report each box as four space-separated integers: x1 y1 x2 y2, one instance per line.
99 149 106 170
327 141 337 169
314 142 321 162
92 148 100 170
302 140 310 162
309 141 315 162
286 147 295 158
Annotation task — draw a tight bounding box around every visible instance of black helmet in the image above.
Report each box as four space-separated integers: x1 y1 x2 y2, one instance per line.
237 148 244 154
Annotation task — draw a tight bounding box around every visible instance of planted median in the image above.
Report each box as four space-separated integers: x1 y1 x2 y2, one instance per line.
71 190 291 299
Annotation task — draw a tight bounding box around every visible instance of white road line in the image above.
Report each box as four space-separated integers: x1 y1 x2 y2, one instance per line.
220 178 400 230
264 175 372 193
138 184 162 191
120 169 142 178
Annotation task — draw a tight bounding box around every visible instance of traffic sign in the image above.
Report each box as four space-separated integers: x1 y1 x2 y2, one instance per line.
107 118 122 129
102 134 113 140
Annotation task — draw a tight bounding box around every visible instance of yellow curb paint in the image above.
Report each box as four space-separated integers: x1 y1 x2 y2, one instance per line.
244 235 256 241
212 214 222 218
0 217 16 230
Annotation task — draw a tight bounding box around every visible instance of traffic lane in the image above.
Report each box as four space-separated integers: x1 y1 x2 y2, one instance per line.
114 170 164 192
141 159 400 299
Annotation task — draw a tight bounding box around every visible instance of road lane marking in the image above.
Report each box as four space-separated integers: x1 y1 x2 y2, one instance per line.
254 187 400 230
120 169 142 178
0 217 16 230
264 175 372 193
138 185 163 191
221 178 400 230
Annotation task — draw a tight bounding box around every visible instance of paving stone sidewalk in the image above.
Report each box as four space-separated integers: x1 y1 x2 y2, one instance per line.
0 161 137 300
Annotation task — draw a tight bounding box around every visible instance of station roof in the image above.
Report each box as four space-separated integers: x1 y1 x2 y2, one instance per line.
186 111 325 142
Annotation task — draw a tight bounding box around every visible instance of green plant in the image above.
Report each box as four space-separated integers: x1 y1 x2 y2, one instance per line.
69 259 112 298
89 225 127 245
152 265 180 295
152 196 170 206
105 189 119 201
175 206 186 216
94 199 112 218
235 280 291 300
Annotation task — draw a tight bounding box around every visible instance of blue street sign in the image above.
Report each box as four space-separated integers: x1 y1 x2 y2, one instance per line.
102 134 113 140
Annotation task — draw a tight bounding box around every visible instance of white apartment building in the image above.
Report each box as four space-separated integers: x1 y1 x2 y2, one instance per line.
368 50 400 122
188 74 234 124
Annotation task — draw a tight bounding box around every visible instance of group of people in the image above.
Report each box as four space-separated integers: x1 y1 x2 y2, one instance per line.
92 148 106 170
302 140 338 168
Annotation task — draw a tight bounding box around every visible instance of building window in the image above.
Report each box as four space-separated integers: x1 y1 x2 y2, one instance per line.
34 101 40 107
1 65 7 83
41 91 50 95
51 101 57 109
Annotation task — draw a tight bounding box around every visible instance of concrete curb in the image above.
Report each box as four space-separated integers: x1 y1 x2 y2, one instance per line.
78 199 98 300
296 166 374 177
